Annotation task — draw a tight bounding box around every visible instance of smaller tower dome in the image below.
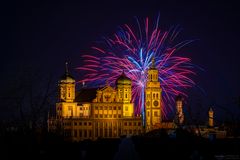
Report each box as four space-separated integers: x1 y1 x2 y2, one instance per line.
116 71 131 85
60 62 75 83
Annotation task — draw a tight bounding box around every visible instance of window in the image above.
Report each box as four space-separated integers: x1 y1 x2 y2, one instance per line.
100 106 103 110
118 106 121 110
118 115 121 118
114 114 117 118
125 94 127 98
138 122 141 126
104 115 107 118
89 130 92 137
154 111 158 117
104 106 107 110
129 130 132 134
89 122 92 126
129 122 132 126
74 122 77 126
153 93 155 98
147 111 150 116
100 115 103 118
125 106 128 111
84 130 87 137
84 122 87 126
109 115 112 118
95 114 98 118
113 107 116 110
79 130 82 137
124 122 127 126
96 106 98 110
79 122 82 126
134 122 136 126
109 106 112 110
156 93 158 98
68 88 71 97
74 130 77 137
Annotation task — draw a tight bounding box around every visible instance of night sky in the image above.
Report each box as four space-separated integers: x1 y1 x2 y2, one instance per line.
1 0 240 121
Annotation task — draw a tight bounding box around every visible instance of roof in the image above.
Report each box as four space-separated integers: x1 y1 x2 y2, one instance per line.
116 71 131 85
176 94 183 101
75 88 98 103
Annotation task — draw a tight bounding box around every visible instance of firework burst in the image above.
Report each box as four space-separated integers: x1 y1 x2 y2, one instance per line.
77 15 196 118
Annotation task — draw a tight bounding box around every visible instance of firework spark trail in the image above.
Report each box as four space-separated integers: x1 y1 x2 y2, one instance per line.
77 16 196 118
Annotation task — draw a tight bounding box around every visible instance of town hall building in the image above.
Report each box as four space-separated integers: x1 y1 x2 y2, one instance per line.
48 59 176 141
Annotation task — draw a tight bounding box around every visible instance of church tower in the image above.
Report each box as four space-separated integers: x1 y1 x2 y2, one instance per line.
145 58 162 131
56 62 77 118
208 107 214 127
176 95 184 125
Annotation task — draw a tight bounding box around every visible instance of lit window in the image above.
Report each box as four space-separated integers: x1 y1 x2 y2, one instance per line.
154 111 158 117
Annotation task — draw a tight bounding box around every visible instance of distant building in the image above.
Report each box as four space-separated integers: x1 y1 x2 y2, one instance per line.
48 60 165 141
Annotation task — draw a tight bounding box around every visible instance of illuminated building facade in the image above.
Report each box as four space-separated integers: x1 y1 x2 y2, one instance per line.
48 63 144 141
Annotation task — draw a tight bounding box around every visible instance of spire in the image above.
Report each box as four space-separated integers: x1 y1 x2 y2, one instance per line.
65 61 69 76
151 57 156 68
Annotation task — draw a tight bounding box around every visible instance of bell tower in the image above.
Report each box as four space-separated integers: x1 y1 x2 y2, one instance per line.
145 57 162 132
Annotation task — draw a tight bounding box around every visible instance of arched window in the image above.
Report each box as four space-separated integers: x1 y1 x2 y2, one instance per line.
68 88 71 97
156 93 158 98
153 93 155 98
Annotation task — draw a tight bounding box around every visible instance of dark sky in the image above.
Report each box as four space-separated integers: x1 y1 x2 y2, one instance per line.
1 0 240 121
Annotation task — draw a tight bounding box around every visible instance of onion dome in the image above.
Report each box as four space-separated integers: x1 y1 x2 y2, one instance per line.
116 71 131 85
176 94 183 101
60 62 75 83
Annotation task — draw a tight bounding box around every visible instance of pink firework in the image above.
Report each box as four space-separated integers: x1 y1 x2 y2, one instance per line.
77 15 196 118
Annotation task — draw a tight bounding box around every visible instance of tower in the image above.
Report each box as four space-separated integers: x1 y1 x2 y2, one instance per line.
208 107 214 127
59 62 75 102
176 95 184 125
116 71 134 117
56 62 77 118
145 58 162 131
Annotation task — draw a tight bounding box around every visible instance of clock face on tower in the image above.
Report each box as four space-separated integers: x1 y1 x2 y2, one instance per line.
153 100 159 107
